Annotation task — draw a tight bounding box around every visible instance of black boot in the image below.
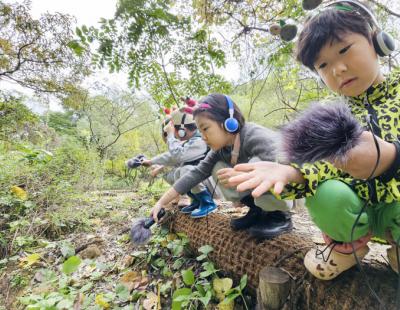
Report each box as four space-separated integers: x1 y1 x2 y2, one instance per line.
230 195 262 231
247 210 293 239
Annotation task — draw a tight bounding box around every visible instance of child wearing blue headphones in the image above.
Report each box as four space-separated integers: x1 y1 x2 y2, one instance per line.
150 93 293 238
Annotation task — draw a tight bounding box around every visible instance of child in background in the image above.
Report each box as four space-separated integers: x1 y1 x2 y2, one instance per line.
229 0 400 279
141 108 217 218
150 93 293 238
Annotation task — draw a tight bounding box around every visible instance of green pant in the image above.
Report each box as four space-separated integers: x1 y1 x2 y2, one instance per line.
306 180 400 243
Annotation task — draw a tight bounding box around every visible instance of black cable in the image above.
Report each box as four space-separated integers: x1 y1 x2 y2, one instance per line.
348 117 386 309
396 234 400 306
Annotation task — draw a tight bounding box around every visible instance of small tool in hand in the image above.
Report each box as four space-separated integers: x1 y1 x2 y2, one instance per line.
126 154 145 169
130 208 166 245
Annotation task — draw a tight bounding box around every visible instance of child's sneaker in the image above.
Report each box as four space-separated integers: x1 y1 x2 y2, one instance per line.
387 246 399 274
304 244 369 280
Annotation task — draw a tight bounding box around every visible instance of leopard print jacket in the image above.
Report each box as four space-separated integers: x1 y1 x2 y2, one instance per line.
282 69 400 204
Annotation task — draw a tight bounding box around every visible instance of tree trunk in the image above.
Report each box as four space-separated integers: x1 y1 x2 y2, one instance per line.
169 212 399 309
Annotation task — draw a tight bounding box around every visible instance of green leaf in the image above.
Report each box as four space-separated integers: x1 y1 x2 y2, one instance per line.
239 274 248 291
67 40 84 56
59 241 75 258
198 245 213 255
195 284 206 296
172 258 184 270
198 290 212 307
62 256 81 275
116 283 130 301
223 293 240 304
172 288 191 310
182 269 195 286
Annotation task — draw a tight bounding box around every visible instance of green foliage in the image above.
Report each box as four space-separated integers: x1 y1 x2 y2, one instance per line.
62 256 81 274
0 96 38 142
0 2 90 97
45 111 79 137
78 0 231 106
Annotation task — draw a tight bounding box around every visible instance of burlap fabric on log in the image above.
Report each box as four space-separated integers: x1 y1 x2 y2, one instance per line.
170 212 399 309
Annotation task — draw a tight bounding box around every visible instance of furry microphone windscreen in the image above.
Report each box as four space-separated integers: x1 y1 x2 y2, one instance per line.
281 101 364 164
130 218 152 245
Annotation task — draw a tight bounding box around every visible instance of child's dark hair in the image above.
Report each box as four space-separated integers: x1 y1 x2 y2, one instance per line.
296 7 373 70
193 93 245 133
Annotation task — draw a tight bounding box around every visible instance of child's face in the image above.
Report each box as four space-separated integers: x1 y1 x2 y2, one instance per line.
195 115 233 151
314 32 384 97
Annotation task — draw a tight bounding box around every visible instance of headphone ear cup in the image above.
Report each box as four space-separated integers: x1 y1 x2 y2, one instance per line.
178 128 186 138
373 31 396 57
224 118 239 133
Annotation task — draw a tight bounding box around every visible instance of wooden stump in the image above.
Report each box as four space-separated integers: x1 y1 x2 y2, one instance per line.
257 267 292 309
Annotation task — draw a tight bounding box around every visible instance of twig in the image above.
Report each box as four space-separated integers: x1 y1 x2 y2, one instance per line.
272 246 310 268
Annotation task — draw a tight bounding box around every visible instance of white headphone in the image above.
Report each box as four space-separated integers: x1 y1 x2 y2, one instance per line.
177 113 187 138
324 0 395 57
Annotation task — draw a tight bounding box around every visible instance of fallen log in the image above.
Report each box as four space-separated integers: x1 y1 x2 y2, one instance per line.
169 212 399 309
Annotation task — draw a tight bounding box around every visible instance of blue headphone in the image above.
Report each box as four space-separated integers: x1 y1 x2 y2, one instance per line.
224 95 239 133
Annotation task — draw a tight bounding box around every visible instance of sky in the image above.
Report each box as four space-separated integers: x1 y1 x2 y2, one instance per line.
29 0 118 27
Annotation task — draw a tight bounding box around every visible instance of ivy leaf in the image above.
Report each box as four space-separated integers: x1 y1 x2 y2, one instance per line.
213 277 233 301
198 245 213 255
59 241 75 258
116 283 130 302
172 288 191 310
62 255 81 275
198 290 212 307
182 269 195 286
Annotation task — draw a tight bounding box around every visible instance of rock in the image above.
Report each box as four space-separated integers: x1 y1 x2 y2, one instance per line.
79 245 102 259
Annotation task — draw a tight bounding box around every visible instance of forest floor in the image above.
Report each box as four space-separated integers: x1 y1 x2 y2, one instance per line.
0 189 393 309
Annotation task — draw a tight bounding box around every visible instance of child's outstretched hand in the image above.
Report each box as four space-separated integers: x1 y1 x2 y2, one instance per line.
216 168 245 188
229 161 304 198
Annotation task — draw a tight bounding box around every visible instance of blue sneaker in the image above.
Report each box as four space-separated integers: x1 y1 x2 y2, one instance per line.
180 191 200 214
190 190 217 218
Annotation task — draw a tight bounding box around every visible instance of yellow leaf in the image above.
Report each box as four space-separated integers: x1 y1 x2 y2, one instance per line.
11 186 28 200
95 294 110 309
19 253 41 268
213 278 233 302
167 233 177 241
218 299 234 310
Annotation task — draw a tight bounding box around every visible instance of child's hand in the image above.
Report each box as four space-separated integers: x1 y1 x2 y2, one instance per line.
163 121 175 135
332 131 396 179
141 159 152 167
216 168 245 188
150 165 164 177
150 204 163 223
230 161 304 198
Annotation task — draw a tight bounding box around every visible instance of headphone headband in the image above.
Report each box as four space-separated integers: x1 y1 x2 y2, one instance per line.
327 0 380 30
225 95 235 119
224 95 239 133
